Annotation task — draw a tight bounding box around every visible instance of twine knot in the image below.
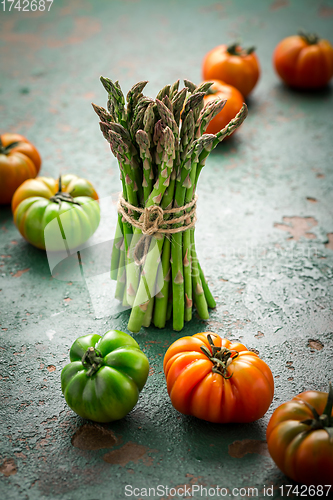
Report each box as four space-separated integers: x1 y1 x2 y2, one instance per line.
139 205 165 236
117 193 198 266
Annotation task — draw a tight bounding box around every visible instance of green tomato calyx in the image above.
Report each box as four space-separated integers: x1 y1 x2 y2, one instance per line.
298 30 320 45
0 137 21 155
82 346 104 377
200 334 239 379
50 176 81 206
300 383 333 441
226 42 256 56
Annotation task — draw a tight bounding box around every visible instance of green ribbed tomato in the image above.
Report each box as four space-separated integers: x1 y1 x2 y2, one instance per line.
61 330 150 423
11 174 100 251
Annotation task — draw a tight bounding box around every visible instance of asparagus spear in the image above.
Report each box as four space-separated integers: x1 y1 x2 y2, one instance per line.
111 215 123 281
170 155 192 330
115 239 126 301
91 103 114 124
195 98 227 138
131 97 155 150
156 83 171 101
108 121 144 204
181 91 206 122
190 227 209 319
153 236 171 328
126 80 148 126
112 164 130 285
183 79 197 93
152 165 177 328
198 262 216 309
127 126 175 333
171 87 187 126
100 77 127 128
155 98 179 140
169 79 180 99
142 295 155 328
136 130 154 205
179 109 195 162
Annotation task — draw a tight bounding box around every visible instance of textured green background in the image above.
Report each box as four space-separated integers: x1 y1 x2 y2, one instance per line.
1 0 333 499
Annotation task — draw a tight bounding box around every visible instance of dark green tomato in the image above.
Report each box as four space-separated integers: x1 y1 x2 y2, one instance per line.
61 330 149 423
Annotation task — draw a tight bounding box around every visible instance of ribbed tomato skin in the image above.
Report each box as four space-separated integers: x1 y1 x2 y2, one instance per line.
61 330 150 423
273 36 333 89
164 332 274 423
266 390 333 486
12 174 100 250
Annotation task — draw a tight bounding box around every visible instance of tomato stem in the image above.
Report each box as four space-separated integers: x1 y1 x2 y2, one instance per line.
0 138 21 155
200 334 238 378
226 43 256 56
298 30 320 45
82 346 104 377
300 383 333 441
50 175 81 206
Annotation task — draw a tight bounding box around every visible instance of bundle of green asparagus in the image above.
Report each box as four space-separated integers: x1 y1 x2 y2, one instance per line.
92 78 247 332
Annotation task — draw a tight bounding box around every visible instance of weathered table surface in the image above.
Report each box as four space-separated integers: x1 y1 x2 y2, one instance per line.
1 0 333 499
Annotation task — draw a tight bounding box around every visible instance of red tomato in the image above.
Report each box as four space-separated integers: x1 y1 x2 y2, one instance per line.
202 44 260 97
0 133 41 205
266 386 333 486
273 32 333 89
163 332 274 423
203 80 244 136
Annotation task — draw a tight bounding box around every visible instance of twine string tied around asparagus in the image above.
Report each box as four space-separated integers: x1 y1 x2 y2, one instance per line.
117 193 198 266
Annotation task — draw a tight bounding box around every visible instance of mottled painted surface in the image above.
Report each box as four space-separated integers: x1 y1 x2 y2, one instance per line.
1 0 333 499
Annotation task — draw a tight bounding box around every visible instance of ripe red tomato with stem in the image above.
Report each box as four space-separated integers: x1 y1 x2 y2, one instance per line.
163 332 274 423
0 133 41 205
266 385 333 486
273 31 333 89
202 43 260 97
